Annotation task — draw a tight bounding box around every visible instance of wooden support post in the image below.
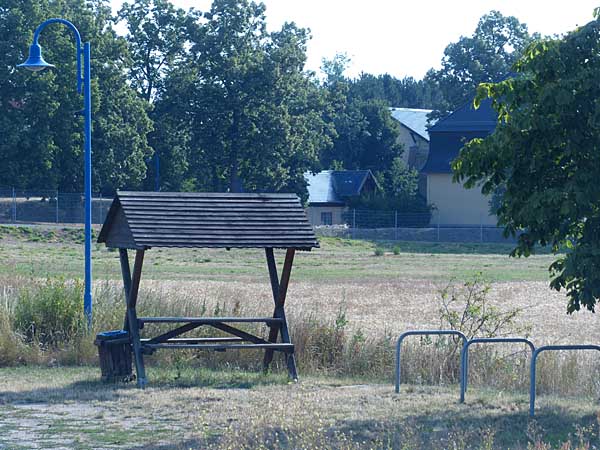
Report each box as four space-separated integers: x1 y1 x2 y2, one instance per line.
263 248 298 380
119 249 132 332
119 249 147 388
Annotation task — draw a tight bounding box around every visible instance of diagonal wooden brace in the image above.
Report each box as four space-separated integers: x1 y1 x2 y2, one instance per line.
119 249 147 388
263 248 298 380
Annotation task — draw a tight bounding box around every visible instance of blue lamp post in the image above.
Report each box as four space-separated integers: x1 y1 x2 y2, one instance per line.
18 18 93 327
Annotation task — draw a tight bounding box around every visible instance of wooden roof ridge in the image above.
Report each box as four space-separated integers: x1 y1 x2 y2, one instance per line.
98 191 319 250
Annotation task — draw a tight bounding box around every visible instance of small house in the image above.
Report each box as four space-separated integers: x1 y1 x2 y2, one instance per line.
304 170 379 225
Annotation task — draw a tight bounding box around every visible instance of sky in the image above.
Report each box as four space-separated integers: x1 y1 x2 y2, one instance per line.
110 0 600 80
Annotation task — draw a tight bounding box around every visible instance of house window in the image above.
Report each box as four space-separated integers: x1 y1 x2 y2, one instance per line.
321 212 333 225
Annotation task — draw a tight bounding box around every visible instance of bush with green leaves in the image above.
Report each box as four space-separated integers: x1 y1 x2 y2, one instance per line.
14 278 85 347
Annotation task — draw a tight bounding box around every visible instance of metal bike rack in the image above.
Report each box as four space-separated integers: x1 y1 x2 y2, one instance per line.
395 330 467 396
529 344 600 417
460 337 535 403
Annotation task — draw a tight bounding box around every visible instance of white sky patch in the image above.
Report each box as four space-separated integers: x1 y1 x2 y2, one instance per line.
110 0 599 79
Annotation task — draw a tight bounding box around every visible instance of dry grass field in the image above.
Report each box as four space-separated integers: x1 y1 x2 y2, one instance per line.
1 225 600 449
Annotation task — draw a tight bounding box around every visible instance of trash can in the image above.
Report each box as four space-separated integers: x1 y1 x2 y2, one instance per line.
94 330 133 382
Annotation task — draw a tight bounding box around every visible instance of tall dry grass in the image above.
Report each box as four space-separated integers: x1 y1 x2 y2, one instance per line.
1 275 600 398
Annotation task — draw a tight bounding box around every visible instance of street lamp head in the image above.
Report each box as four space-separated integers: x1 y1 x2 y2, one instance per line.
17 43 55 72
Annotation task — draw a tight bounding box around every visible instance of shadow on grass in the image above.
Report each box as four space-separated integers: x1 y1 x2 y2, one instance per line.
127 407 598 450
334 407 595 449
0 366 288 405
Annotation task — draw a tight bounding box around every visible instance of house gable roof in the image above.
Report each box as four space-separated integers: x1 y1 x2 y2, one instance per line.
98 191 319 250
428 98 497 133
305 170 378 205
390 107 433 141
422 98 497 174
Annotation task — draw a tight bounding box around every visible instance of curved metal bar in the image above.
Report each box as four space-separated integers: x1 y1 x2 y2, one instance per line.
32 18 83 93
395 330 467 397
530 344 600 417
460 337 535 403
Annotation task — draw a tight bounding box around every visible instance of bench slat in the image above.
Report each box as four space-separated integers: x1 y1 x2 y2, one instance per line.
138 316 283 325
143 343 294 352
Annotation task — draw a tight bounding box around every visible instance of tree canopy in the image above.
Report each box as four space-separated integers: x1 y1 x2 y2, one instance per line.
452 14 600 313
152 0 333 197
0 0 152 193
426 10 536 117
0 0 550 210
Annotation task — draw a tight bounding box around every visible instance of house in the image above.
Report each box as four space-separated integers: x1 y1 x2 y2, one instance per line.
304 170 379 225
389 107 433 171
421 99 497 226
390 107 437 196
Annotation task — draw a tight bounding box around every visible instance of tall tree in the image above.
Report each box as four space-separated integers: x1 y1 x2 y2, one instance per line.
426 10 536 117
348 73 441 109
0 0 152 193
117 0 198 191
320 55 404 175
453 11 600 313
117 0 196 102
160 0 333 197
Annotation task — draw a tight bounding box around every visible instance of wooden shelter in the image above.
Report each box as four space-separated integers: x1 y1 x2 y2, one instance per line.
98 191 319 387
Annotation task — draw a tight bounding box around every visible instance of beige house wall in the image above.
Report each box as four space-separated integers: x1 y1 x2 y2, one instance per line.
306 205 347 226
427 173 497 226
396 126 429 170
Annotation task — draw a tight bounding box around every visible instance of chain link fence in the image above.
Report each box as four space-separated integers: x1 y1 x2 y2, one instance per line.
316 209 515 244
315 225 514 243
0 190 513 244
0 187 111 224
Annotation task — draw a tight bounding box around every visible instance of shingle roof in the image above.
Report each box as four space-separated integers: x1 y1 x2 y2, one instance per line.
304 171 342 204
422 99 497 174
97 191 319 250
305 170 378 204
390 107 434 141
428 98 497 133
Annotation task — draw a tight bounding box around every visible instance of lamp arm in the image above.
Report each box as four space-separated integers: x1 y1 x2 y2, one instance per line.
32 18 83 93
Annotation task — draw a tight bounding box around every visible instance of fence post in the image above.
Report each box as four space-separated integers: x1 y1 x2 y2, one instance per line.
394 210 398 241
11 187 16 223
352 208 356 229
56 189 59 224
99 193 103 224
437 219 440 242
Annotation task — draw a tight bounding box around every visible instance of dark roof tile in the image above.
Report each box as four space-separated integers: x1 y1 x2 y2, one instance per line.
98 191 319 250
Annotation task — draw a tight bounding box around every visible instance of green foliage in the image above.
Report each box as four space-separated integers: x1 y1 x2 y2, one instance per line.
453 13 600 312
346 159 431 218
348 72 442 109
438 274 529 339
14 278 85 346
0 0 152 193
1 1 558 209
425 10 536 117
374 247 385 256
321 87 404 173
117 0 196 102
151 0 333 197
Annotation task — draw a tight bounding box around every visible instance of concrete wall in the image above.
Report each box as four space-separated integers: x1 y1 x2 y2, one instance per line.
427 173 497 226
306 205 347 226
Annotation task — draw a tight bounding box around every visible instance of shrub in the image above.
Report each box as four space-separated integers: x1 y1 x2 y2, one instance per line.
14 278 85 347
374 247 385 256
392 246 401 255
437 273 529 339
